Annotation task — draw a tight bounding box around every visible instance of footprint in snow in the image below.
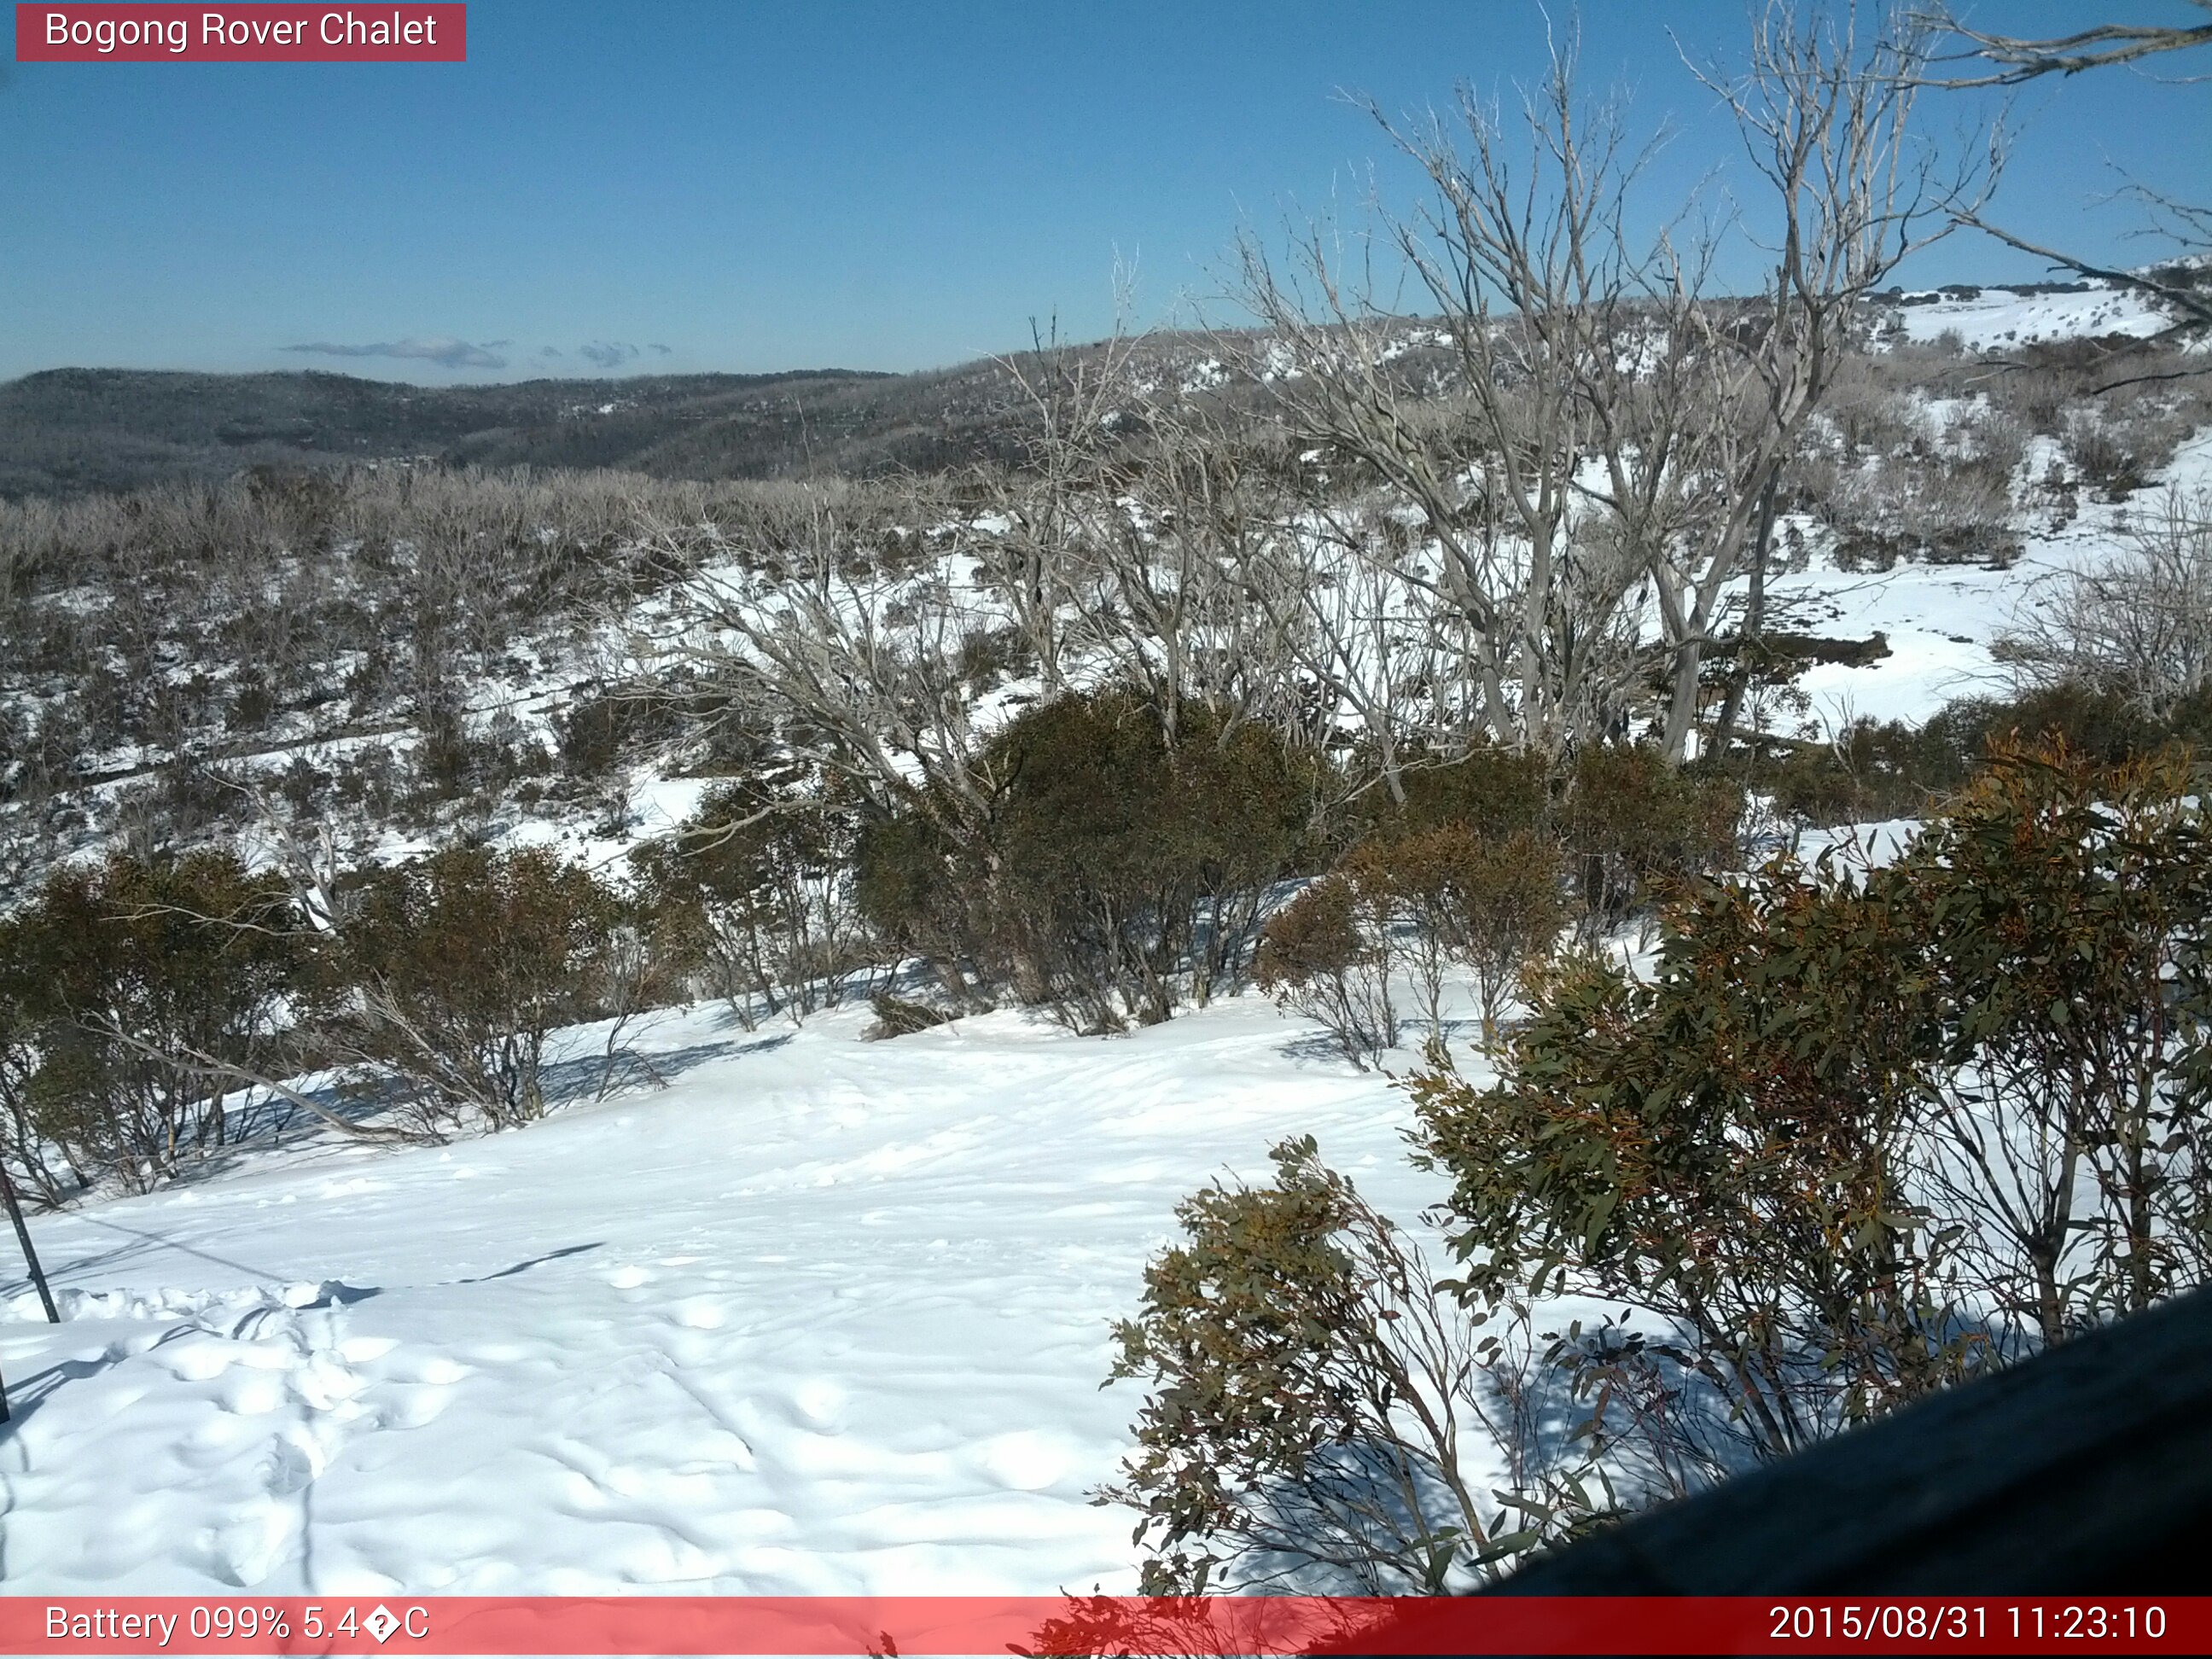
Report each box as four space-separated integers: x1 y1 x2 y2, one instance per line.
789 1378 847 1429
667 1296 728 1330
259 1430 321 1497
975 1429 1077 1493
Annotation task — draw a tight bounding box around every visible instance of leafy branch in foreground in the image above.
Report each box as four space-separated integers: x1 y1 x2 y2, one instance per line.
1110 742 2212 1596
1102 1136 1610 1593
1411 740 2212 1487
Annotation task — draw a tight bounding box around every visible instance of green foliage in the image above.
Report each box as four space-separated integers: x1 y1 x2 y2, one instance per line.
1561 743 1740 935
1408 740 2212 1490
1264 800 1569 1062
1409 847 1973 1482
1755 716 1980 827
1415 828 1569 1050
1748 685 2212 831
1318 823 1572 1052
1959 682 2212 768
3 850 298 1192
1 923 76 1208
1353 743 1552 846
852 805 987 1002
1104 1136 1605 1592
1896 741 2212 1337
1254 876 1397 1068
318 844 622 1130
637 776 868 1027
857 689 1323 1029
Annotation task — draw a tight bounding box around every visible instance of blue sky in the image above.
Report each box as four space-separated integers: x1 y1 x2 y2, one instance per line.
1 1 2205 381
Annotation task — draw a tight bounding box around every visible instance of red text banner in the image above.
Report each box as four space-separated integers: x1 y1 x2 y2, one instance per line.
0 1596 2205 1656
15 5 465 62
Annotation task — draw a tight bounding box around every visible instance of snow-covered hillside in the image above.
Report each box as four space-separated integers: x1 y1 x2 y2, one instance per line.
1 997 1455 1594
1882 279 2176 352
1767 426 2212 725
5 276 2210 1596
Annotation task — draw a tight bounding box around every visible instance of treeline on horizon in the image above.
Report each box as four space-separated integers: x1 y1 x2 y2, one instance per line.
0 358 1034 498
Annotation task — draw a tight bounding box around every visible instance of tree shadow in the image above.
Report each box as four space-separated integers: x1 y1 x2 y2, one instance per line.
537 1033 787 1108
48 1214 291 1288
453 1242 604 1284
1274 1030 1374 1069
0 1343 135 1441
164 1075 421 1183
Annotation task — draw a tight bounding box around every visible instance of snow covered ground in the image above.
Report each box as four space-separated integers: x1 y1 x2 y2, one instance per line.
9 421 2211 1593
4 277 2206 1594
1758 428 2212 731
1884 281 2174 352
1 997 1454 1594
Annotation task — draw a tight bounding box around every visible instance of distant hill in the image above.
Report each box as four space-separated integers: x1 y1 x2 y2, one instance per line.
7 273 2192 500
0 363 1044 498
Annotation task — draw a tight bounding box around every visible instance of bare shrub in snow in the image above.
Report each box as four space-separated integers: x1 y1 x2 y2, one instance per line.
1996 488 2212 718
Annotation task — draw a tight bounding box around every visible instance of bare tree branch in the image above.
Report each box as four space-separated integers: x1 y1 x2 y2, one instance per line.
90 1016 436 1148
1912 3 2212 87
1951 207 2212 330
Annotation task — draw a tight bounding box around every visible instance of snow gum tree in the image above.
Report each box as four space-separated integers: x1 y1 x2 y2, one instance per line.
2 851 299 1192
310 845 624 1132
1235 4 1988 765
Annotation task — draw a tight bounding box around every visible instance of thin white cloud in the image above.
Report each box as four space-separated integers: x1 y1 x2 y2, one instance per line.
281 335 508 370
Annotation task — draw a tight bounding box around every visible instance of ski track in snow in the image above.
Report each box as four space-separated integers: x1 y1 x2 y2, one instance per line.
0 998 1458 1593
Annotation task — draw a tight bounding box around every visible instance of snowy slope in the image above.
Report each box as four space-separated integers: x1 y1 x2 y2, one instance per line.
0 998 1458 1594
1740 428 2212 731
5 278 2206 1593
9 428 2210 1594
1885 281 2174 352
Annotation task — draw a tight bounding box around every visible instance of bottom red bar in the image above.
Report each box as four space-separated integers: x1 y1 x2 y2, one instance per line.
1 1596 2203 1656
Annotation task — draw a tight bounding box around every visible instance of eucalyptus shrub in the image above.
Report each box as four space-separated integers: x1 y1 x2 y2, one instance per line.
1412 741 2212 1481
857 689 1322 1030
638 776 868 1027
1254 875 1399 1068
3 851 298 1192
314 844 623 1132
1104 1137 1610 1593
1116 742 2212 1592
